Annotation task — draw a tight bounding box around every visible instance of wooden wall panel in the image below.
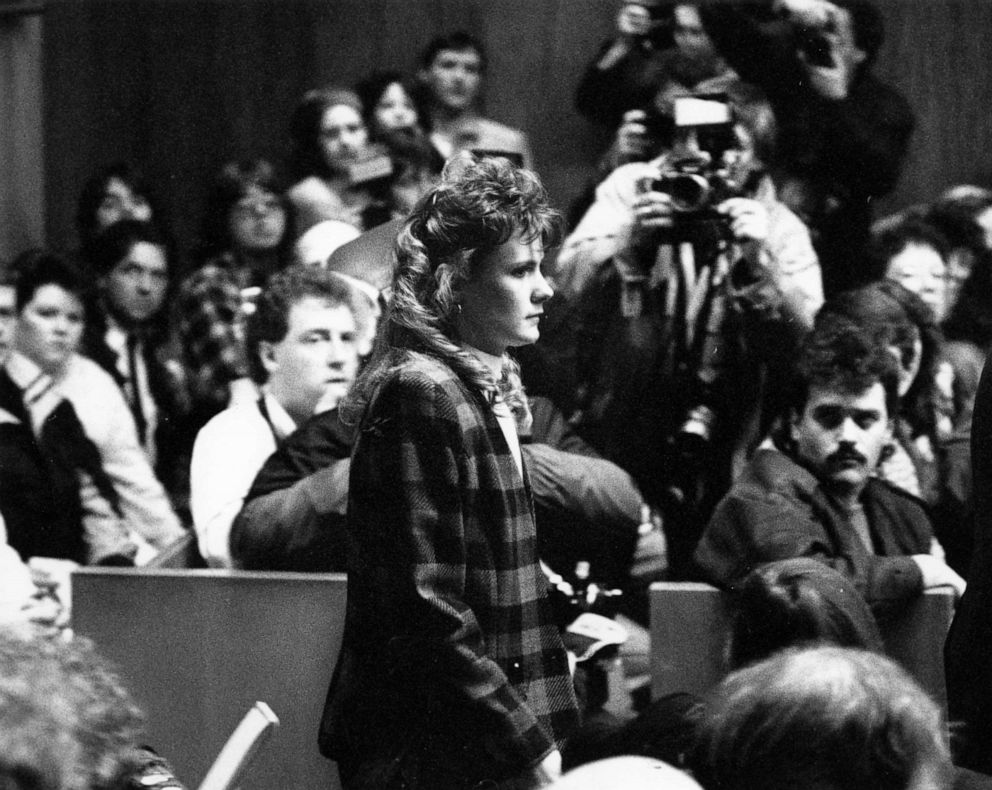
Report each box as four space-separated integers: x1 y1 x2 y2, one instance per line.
39 0 992 258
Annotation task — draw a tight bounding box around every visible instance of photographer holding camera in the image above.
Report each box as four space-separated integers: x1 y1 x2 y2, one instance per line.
553 82 822 576
698 0 915 296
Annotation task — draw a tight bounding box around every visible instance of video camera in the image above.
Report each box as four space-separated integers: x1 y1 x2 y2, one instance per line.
639 94 745 221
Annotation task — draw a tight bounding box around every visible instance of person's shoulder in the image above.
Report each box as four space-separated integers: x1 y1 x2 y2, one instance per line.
733 446 819 503
62 353 121 394
865 476 929 514
195 400 266 448
473 116 529 149
287 175 334 201
385 354 464 397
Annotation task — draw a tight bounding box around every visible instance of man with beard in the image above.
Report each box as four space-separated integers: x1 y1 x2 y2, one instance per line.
693 315 964 614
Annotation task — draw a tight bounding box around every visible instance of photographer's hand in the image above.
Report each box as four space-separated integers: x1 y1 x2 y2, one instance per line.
631 188 674 238
719 197 769 265
616 110 652 161
617 3 655 39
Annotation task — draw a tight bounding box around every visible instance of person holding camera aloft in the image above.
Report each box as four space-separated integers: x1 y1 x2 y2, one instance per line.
699 0 915 296
551 81 821 576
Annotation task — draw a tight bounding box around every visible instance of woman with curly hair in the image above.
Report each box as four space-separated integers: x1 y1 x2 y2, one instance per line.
320 156 579 789
287 87 401 234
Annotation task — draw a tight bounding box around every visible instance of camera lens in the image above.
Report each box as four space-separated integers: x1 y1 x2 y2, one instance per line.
668 174 710 213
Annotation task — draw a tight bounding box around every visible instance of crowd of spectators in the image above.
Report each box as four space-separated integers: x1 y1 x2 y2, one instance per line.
3 3 992 788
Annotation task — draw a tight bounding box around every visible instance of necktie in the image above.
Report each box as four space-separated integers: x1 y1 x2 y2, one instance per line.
126 333 148 445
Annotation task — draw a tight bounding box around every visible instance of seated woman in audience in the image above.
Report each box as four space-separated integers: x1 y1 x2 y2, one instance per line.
174 158 292 430
2 251 184 565
75 162 166 263
927 186 992 316
82 219 188 502
690 646 953 790
287 87 398 235
355 70 444 213
869 214 951 324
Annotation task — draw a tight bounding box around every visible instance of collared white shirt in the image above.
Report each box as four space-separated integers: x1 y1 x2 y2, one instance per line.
462 344 523 479
190 387 296 568
104 318 159 463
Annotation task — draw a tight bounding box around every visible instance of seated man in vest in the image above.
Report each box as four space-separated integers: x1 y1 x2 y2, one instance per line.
693 314 965 613
189 265 361 567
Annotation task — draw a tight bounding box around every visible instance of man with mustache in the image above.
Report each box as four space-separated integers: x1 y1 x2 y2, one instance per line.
694 315 964 613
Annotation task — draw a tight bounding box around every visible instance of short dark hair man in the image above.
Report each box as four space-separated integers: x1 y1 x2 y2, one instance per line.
190 265 361 567
694 316 964 611
418 31 534 168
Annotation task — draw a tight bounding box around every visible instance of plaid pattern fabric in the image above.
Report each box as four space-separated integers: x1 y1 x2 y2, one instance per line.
173 263 249 413
321 353 579 785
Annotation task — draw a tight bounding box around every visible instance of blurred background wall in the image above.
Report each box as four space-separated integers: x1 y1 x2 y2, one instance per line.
1 0 990 261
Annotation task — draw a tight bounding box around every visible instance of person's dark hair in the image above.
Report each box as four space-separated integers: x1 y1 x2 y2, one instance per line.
87 219 170 279
199 157 291 263
245 264 359 384
0 631 146 790
690 646 951 790
75 162 158 247
833 0 885 69
728 558 883 670
11 249 89 312
944 248 992 348
865 215 950 284
723 79 778 170
343 155 559 423
818 281 942 436
420 30 488 73
354 70 432 136
789 311 901 420
288 88 365 181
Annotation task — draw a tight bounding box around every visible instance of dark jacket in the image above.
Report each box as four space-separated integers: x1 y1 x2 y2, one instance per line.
946 349 992 772
320 354 579 788
230 408 352 572
694 447 931 612
700 0 915 295
0 369 88 563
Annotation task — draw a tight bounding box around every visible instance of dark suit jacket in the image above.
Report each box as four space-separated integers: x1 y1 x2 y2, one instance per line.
694 446 931 614
319 353 579 787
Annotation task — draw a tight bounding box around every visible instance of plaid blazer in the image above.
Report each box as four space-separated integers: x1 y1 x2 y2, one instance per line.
320 352 578 787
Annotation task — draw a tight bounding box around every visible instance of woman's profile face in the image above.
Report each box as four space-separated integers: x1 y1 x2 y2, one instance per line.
454 233 554 356
318 104 369 173
15 284 85 375
228 185 287 254
374 82 419 134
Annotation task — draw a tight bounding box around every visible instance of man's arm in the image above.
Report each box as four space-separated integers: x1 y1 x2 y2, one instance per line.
230 459 350 571
695 483 925 606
